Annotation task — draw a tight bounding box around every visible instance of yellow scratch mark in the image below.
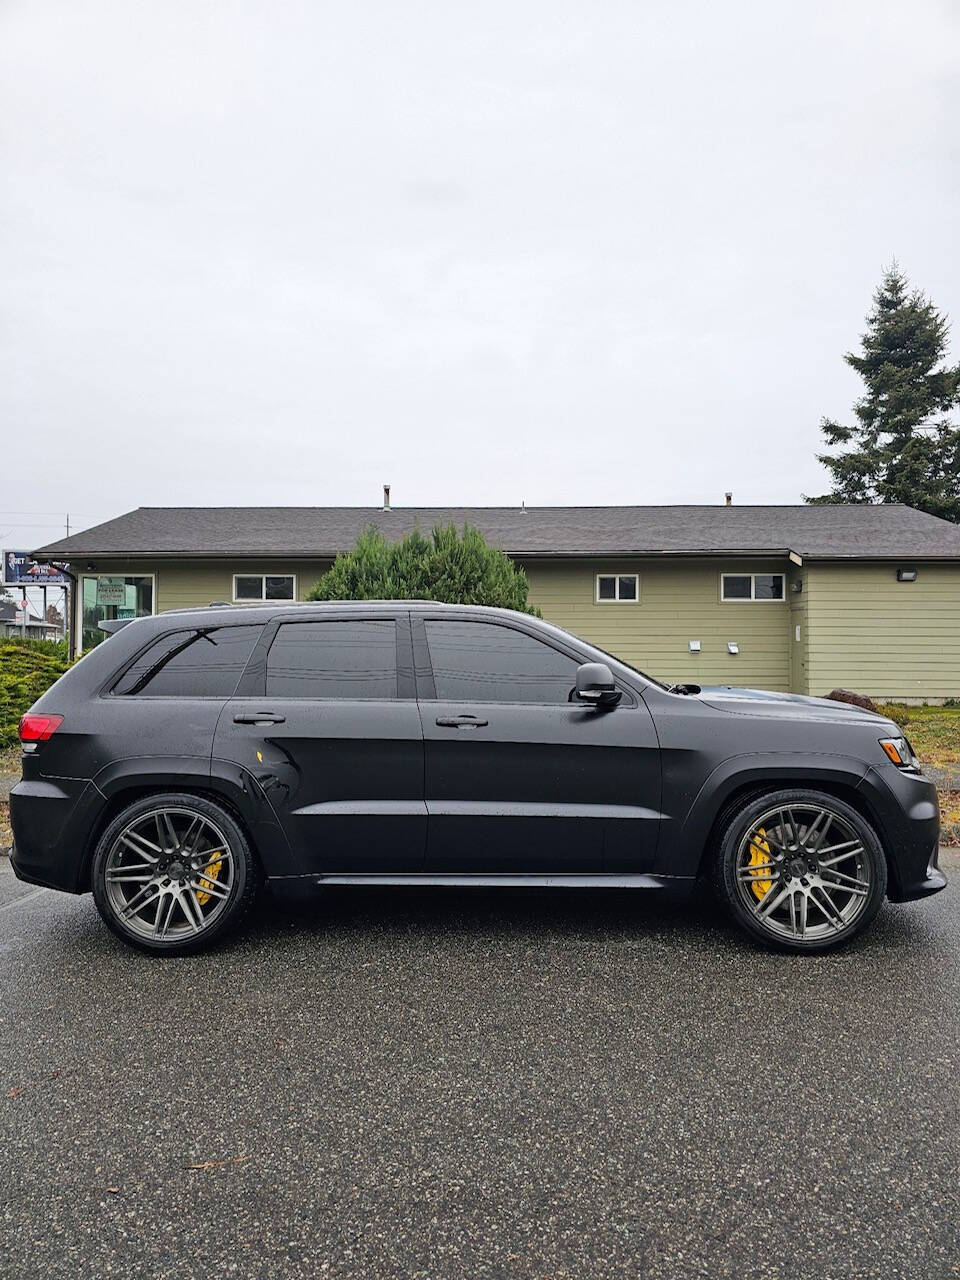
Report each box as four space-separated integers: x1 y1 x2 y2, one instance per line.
256 750 263 763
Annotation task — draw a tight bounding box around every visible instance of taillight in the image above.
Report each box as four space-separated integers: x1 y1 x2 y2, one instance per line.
19 713 64 742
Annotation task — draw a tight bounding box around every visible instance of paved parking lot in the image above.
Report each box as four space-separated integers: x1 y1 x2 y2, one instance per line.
1 855 959 1279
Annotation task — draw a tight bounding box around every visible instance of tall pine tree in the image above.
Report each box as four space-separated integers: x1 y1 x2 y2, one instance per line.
806 264 960 521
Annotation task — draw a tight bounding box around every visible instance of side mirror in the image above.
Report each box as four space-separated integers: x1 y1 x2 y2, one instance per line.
575 662 621 707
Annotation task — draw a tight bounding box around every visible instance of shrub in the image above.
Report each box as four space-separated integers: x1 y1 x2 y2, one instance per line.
307 524 538 613
0 638 72 746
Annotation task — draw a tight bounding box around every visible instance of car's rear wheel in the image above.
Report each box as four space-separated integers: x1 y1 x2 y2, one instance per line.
91 793 257 955
714 789 887 952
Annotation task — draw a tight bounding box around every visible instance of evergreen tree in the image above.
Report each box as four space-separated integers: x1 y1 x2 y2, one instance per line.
806 263 960 521
307 524 538 612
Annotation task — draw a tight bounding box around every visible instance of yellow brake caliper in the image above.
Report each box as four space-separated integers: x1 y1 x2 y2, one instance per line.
748 829 773 900
195 854 223 907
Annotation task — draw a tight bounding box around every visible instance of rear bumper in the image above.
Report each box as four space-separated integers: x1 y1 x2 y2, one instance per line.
9 777 104 894
858 765 946 902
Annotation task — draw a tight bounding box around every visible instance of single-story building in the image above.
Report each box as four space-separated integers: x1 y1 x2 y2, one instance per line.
34 500 960 699
0 600 63 641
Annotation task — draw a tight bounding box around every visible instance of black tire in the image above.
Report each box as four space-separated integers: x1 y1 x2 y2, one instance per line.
91 792 258 955
713 788 887 953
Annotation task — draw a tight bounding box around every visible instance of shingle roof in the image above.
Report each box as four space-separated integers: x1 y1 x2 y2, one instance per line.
32 503 960 560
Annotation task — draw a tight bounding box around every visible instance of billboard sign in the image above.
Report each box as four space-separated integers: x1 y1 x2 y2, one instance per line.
3 551 69 586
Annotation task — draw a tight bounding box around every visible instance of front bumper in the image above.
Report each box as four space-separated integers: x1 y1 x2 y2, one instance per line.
858 764 947 902
9 776 105 894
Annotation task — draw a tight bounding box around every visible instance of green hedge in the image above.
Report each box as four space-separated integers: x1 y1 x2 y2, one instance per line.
0 638 71 747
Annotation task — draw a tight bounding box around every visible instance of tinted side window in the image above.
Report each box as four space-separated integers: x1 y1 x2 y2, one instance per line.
424 620 580 704
114 626 262 697
266 620 398 699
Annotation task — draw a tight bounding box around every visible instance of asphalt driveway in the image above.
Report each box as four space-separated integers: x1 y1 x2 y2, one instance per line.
1 855 958 1280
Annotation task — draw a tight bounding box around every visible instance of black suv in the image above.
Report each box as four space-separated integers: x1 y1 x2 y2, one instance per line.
10 602 945 954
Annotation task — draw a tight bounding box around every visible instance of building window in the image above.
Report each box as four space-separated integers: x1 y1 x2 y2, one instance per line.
721 573 784 602
81 575 154 651
595 573 639 603
232 574 296 602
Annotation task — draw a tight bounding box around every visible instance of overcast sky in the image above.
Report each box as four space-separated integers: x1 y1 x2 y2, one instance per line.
2 0 959 560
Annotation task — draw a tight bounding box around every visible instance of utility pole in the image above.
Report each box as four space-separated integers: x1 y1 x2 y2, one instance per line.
64 517 71 649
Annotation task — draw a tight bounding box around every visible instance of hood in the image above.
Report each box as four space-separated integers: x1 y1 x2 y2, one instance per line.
697 686 897 728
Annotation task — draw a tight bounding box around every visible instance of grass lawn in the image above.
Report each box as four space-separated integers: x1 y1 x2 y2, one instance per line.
941 791 960 830
875 704 960 768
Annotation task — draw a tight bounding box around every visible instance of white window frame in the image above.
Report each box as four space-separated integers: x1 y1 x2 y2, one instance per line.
720 572 785 603
232 572 298 603
595 572 640 604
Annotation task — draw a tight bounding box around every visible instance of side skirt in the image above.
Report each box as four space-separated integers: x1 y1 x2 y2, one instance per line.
267 872 696 896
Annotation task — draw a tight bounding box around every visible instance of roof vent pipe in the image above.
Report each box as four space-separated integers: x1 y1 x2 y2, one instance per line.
383 484 391 510
725 492 733 506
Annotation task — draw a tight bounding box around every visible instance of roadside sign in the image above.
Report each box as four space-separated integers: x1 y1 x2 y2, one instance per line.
3 550 69 586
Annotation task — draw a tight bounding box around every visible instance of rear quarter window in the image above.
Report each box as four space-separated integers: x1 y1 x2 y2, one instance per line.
112 625 263 697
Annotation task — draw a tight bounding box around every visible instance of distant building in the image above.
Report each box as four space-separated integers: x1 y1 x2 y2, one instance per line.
0 599 62 640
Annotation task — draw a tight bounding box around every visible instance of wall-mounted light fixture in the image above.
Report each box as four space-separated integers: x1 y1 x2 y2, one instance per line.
688 640 701 653
727 642 739 655
896 567 918 582
791 578 803 593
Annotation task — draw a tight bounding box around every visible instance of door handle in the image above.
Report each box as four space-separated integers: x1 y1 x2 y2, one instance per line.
435 715 488 728
233 712 286 724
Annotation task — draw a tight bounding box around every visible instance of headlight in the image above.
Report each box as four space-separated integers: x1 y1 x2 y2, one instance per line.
879 735 919 769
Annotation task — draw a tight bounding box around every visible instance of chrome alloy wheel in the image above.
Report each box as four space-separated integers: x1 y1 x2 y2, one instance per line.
103 807 235 943
734 803 873 942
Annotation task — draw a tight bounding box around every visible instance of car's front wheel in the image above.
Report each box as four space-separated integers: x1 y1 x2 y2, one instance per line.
714 789 887 952
91 793 257 955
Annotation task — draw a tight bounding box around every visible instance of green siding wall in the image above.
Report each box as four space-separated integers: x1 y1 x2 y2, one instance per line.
79 555 960 699
803 562 960 700
525 559 792 691
79 560 332 617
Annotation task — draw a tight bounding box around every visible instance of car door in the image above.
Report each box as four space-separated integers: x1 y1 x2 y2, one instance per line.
213 611 426 874
414 614 662 873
